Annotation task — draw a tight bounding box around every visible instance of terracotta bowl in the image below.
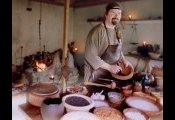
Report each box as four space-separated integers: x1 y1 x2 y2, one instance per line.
27 83 60 107
111 62 134 80
107 92 125 108
66 85 88 95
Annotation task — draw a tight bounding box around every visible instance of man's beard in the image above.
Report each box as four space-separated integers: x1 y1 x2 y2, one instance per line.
112 18 119 25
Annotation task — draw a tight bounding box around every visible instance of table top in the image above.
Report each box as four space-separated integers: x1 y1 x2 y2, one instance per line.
18 87 163 120
19 102 163 120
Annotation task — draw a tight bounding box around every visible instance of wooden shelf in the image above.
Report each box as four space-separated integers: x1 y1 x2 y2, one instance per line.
121 19 163 24
87 18 163 22
87 19 163 23
87 19 163 27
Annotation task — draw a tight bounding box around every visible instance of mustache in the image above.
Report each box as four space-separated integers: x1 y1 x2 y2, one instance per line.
112 18 119 20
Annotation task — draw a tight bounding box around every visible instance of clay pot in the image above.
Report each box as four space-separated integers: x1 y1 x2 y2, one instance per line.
122 85 133 97
107 92 125 108
144 86 152 94
155 76 163 89
40 98 65 120
133 82 142 92
27 83 60 107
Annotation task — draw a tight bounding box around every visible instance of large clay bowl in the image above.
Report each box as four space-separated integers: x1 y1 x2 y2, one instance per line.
27 83 60 107
111 62 134 80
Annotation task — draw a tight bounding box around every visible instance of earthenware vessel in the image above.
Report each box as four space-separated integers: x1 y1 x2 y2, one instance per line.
41 98 65 120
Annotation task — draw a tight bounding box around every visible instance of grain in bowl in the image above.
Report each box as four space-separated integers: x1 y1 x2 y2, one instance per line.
93 107 123 120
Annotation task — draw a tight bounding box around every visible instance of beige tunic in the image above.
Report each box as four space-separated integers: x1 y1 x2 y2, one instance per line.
84 23 123 81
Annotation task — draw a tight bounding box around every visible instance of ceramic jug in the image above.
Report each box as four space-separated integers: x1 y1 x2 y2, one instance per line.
41 98 65 120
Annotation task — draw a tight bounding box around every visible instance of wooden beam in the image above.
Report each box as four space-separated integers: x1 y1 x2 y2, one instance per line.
31 0 65 6
72 0 137 8
31 0 138 8
62 0 70 64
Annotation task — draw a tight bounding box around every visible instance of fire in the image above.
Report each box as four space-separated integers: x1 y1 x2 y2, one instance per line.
36 61 46 72
49 75 55 80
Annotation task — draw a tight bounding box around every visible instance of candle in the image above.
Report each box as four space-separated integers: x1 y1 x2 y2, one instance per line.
73 47 78 52
74 47 78 51
128 15 132 20
36 61 46 72
49 75 55 80
143 41 146 46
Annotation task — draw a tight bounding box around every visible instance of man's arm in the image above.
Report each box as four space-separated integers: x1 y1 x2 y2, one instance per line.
120 51 133 69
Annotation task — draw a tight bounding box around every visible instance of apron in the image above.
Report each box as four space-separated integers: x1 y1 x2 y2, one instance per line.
84 22 133 87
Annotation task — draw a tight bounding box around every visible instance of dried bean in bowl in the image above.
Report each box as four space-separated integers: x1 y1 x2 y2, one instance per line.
65 96 90 106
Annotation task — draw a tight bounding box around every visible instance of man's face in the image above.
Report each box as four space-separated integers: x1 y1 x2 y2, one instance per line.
106 8 122 25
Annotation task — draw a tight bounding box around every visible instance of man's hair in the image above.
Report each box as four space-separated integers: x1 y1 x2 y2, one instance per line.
105 2 121 14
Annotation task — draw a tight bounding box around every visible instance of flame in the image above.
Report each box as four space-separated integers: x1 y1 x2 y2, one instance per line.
36 61 46 72
73 47 78 52
49 75 55 80
128 15 132 20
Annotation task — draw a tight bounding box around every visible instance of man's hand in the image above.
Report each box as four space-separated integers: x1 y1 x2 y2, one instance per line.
123 60 133 69
109 64 122 74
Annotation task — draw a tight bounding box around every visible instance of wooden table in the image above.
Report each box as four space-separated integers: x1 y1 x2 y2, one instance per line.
19 103 42 120
19 102 163 120
18 87 163 120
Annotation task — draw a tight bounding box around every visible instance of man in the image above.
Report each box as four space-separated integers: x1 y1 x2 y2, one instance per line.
84 2 133 83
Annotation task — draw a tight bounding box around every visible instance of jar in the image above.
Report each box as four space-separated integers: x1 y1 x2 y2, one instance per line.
142 73 151 86
144 86 152 94
155 76 163 90
133 82 142 92
40 98 65 120
122 85 133 97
